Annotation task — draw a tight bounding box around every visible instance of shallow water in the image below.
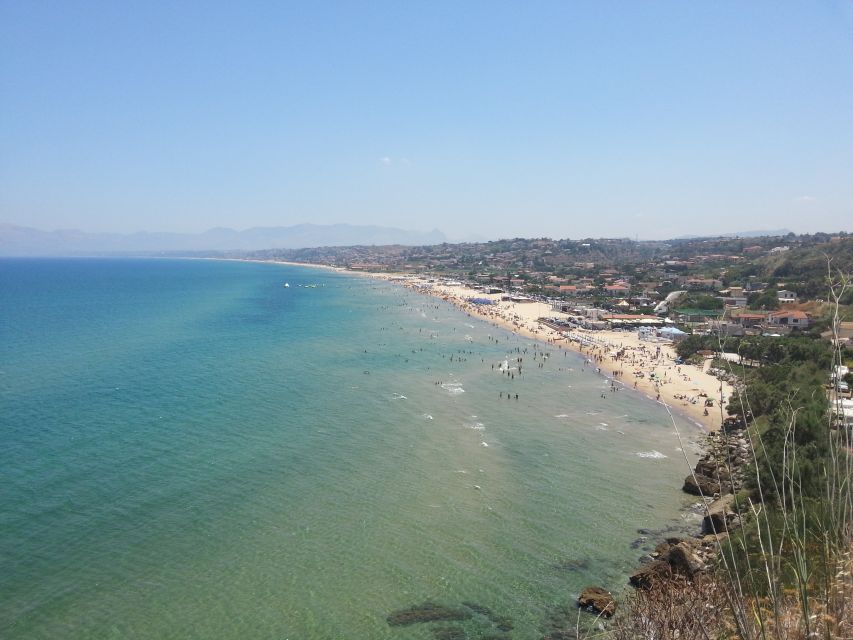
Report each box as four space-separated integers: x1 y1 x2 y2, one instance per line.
0 258 705 639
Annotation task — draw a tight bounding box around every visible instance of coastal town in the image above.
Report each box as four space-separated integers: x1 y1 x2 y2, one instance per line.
244 231 853 430
247 232 851 341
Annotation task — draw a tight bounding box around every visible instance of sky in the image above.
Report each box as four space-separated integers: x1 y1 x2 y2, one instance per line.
1 1 852 241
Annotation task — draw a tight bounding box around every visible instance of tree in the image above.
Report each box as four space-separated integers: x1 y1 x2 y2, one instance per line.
749 289 780 310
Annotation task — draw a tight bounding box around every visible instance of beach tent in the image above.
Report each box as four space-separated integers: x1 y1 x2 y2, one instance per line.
658 327 687 336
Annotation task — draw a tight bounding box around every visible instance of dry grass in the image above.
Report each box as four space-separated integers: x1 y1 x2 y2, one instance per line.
611 549 853 640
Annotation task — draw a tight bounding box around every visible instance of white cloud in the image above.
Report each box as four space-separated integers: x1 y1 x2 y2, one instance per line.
380 156 392 166
794 195 817 202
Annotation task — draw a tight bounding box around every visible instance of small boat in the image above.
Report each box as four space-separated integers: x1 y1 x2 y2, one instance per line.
283 283 290 288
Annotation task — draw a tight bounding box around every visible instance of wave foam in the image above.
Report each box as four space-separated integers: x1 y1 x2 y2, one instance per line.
636 450 668 459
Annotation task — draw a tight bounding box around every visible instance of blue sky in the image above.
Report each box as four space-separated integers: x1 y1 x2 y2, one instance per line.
1 1 852 240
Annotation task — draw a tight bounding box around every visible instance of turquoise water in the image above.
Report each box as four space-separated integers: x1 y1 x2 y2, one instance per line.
1 258 704 639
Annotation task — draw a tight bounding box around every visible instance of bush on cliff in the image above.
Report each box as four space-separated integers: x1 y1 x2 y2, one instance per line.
616 272 852 640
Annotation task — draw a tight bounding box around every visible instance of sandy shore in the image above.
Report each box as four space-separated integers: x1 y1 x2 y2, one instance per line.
371 275 732 431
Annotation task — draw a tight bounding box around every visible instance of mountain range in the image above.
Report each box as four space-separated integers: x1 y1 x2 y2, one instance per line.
0 223 448 256
674 229 793 240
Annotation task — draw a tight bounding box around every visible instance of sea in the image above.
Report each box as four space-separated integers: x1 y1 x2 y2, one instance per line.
0 258 706 639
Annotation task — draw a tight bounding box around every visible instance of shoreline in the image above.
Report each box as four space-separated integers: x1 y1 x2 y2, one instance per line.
218 258 731 432
363 272 732 433
192 256 348 273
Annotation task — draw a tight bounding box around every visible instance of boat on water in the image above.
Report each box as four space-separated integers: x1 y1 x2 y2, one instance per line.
284 283 290 288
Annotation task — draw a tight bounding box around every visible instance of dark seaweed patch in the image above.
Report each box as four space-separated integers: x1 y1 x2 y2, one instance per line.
551 558 589 573
431 626 467 640
492 615 513 632
462 602 494 617
461 601 514 632
387 602 473 626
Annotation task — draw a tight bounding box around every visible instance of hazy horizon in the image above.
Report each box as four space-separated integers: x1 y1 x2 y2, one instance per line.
2 2 852 240
4 220 832 247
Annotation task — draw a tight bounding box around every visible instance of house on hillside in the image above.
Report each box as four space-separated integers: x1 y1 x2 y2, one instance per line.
731 312 766 328
684 278 723 290
718 288 748 307
603 284 630 297
558 285 582 296
745 280 768 292
707 320 746 337
767 310 810 329
777 290 798 303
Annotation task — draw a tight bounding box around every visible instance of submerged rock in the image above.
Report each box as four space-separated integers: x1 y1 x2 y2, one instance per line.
577 585 616 618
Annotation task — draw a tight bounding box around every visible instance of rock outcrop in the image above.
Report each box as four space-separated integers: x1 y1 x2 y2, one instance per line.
629 559 672 589
682 432 750 497
703 493 740 535
577 586 616 618
623 427 753 598
629 536 719 588
682 473 719 496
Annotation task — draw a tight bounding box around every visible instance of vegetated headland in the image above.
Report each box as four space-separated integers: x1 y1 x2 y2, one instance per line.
226 231 853 639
